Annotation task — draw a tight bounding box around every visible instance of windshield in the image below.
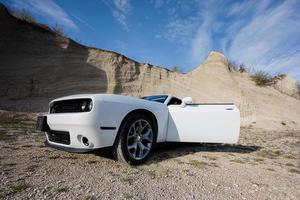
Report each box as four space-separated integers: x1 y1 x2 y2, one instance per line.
142 95 168 103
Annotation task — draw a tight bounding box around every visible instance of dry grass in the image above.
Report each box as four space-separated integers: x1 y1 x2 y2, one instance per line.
285 163 295 167
122 177 133 185
55 186 67 193
173 158 184 164
250 71 286 86
188 160 209 169
188 160 218 168
228 61 247 73
7 6 66 38
230 159 245 164
253 158 264 162
79 196 93 200
48 155 60 160
203 155 218 161
123 192 133 199
239 66 246 73
52 23 64 36
87 160 97 164
256 149 282 159
209 162 218 167
10 9 36 23
146 170 156 179
3 163 17 167
288 169 300 174
250 71 275 86
266 168 275 171
284 154 297 159
10 180 28 194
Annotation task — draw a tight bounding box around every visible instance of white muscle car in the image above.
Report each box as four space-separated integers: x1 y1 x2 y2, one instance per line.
37 94 240 165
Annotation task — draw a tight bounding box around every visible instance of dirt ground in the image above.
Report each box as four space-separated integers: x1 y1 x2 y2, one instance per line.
0 111 299 200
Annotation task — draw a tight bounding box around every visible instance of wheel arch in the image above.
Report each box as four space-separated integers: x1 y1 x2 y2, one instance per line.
114 108 158 145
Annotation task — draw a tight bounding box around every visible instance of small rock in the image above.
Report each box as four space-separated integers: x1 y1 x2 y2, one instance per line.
74 184 81 189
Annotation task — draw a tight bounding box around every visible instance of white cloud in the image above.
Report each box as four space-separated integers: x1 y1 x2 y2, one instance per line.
228 0 256 17
150 0 165 9
112 0 130 12
163 17 199 45
189 2 216 66
228 0 300 80
166 0 300 80
103 0 131 31
11 0 77 30
190 20 212 65
157 1 203 46
71 14 96 32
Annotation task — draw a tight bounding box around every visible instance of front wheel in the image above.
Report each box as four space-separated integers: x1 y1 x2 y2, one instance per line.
113 113 156 165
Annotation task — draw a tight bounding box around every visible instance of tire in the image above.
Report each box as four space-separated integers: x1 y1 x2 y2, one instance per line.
113 113 156 165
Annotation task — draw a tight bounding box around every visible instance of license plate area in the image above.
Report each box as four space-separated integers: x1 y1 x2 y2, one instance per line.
36 116 48 131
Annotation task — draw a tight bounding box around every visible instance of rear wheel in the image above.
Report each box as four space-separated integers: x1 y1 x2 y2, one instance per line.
113 113 156 165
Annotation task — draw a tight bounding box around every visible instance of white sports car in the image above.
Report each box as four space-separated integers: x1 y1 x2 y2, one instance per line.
37 94 240 165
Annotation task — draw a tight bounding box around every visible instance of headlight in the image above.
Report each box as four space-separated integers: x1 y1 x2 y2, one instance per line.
49 98 93 113
81 101 87 111
88 100 93 111
81 100 93 111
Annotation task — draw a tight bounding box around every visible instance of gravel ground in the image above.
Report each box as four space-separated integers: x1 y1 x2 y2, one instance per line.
0 111 299 200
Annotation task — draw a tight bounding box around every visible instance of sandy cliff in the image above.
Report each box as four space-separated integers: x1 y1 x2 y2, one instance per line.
0 4 299 130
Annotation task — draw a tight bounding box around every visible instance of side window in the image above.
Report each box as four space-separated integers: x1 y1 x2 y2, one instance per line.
168 97 182 106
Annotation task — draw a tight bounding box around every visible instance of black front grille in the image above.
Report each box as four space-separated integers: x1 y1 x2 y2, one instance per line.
50 98 92 113
47 130 70 145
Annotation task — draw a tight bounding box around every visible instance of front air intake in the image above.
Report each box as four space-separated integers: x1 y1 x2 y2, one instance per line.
47 130 70 145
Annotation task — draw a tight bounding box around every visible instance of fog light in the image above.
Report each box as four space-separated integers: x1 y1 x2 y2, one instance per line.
82 137 89 146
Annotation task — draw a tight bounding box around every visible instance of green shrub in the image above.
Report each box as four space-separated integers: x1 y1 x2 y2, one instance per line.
250 71 275 86
251 72 288 86
228 61 247 73
272 74 286 82
228 61 238 71
10 180 28 193
55 186 67 193
239 65 246 73
171 65 182 73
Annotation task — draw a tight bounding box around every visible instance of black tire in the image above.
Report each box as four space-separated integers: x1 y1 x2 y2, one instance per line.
113 113 157 165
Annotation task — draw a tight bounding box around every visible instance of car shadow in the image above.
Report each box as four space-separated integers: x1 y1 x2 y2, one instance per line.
147 142 261 164
91 146 115 160
90 142 260 164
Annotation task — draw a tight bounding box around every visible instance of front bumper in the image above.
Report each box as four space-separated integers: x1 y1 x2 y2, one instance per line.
44 140 96 153
36 112 117 151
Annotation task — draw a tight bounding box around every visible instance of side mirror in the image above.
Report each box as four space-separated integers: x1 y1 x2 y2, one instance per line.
181 97 193 107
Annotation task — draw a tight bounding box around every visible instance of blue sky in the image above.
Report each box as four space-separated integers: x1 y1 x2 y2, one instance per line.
1 0 300 81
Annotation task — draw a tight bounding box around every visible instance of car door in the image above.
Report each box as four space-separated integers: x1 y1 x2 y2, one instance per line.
166 104 240 143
